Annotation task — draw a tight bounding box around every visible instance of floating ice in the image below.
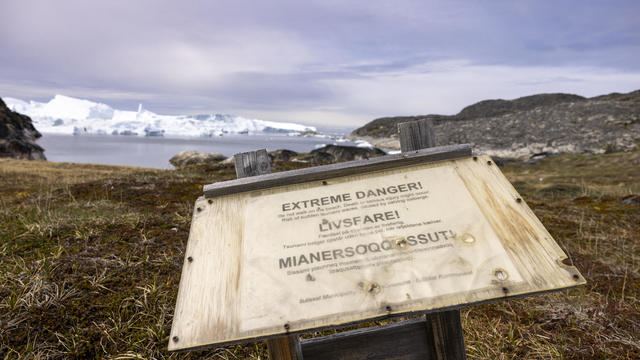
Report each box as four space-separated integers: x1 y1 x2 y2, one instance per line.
4 95 316 137
354 140 374 148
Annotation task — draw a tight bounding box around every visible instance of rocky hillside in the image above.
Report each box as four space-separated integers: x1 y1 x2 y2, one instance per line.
0 97 46 160
350 90 640 158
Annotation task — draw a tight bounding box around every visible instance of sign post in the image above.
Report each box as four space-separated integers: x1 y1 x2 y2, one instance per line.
297 118 467 359
169 119 585 358
398 119 466 359
233 149 302 359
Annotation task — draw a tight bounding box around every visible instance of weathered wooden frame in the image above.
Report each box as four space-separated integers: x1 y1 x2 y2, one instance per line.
169 141 585 353
203 144 472 198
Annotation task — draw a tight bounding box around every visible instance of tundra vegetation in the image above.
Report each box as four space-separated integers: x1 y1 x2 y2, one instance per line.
1 150 639 359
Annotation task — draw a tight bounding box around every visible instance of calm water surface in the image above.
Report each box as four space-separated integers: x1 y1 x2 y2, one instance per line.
36 133 358 169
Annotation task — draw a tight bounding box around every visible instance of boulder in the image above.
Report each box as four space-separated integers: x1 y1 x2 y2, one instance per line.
169 150 227 168
268 149 298 162
0 98 46 160
312 151 335 163
311 144 386 162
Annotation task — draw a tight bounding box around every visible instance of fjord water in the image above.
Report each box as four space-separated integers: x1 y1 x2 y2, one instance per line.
36 132 358 169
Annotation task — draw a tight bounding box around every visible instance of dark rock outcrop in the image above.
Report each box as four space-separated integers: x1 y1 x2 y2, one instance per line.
310 145 386 162
169 150 227 168
170 145 387 170
268 149 298 162
0 98 46 160
349 90 640 158
311 151 336 164
455 93 586 121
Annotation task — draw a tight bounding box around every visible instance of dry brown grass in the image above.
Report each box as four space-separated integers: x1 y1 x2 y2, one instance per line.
0 158 150 185
0 152 638 359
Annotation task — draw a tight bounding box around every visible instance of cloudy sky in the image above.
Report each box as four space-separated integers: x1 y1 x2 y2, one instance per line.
1 0 639 129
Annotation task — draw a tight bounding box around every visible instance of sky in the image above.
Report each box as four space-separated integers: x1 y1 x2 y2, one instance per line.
1 0 639 129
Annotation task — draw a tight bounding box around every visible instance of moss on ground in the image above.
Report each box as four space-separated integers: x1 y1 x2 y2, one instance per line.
0 151 638 359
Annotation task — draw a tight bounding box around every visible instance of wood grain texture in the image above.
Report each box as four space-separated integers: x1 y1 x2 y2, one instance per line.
398 118 436 152
301 317 436 360
169 154 585 352
267 335 303 360
453 157 579 290
427 310 466 360
233 151 301 360
204 144 472 198
168 194 245 351
234 149 272 178
400 118 466 360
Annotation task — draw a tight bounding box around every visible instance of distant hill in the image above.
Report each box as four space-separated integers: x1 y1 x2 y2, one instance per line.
0 98 46 160
349 90 640 158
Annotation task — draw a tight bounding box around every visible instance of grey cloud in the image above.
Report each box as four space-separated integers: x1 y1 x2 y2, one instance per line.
198 71 338 110
1 0 639 126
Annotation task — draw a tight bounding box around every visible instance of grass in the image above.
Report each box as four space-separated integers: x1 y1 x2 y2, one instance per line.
1 151 638 359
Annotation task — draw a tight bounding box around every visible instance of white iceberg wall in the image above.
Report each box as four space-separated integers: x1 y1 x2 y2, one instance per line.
4 95 316 137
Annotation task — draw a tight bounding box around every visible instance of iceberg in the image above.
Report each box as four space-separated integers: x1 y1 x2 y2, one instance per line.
4 95 317 137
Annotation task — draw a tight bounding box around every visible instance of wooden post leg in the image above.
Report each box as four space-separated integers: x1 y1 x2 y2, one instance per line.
425 311 466 360
233 149 302 360
399 119 467 360
267 335 303 360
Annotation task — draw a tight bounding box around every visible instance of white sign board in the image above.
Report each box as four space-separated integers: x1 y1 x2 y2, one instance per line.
240 164 521 332
169 155 584 351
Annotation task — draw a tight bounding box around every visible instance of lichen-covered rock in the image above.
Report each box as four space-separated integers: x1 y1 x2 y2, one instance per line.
0 98 46 160
311 144 386 162
350 90 640 158
311 151 335 163
169 150 227 168
268 149 298 162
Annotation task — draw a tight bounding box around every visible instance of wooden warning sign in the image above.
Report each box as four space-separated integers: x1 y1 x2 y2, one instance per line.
169 145 584 352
